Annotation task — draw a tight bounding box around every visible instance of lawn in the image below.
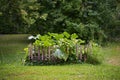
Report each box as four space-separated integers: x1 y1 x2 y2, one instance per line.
0 34 120 80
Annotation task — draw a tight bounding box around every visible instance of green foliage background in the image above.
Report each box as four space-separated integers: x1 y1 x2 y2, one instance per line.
0 0 119 42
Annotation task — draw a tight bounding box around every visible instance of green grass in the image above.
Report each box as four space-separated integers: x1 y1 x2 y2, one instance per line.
101 42 120 66
0 34 120 80
0 64 120 80
0 34 29 65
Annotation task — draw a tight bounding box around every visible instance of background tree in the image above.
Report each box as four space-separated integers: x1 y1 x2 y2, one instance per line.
0 0 40 33
0 0 22 33
36 0 105 43
0 0 119 42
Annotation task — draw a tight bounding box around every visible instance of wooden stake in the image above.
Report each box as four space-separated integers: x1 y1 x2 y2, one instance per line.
38 46 40 61
28 43 33 61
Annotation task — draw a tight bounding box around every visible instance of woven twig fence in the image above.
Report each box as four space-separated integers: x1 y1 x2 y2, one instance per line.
27 43 92 62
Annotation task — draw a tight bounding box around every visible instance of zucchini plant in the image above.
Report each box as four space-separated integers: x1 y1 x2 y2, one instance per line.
24 32 86 63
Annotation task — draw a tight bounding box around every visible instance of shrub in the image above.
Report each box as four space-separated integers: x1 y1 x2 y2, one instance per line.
24 32 102 65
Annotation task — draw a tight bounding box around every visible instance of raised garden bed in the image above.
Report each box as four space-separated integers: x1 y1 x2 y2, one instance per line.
24 32 93 65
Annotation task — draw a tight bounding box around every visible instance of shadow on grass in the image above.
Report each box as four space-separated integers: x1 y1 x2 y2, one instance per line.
24 55 101 66
86 54 102 65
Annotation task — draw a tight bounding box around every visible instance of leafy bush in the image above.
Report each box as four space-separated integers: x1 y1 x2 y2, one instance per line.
24 32 85 64
33 32 84 61
24 32 102 65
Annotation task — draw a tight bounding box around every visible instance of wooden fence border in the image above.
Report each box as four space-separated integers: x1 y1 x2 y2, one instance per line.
27 43 92 62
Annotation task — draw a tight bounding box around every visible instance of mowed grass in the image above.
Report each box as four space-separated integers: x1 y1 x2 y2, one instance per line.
0 34 29 65
0 34 120 80
103 43 120 66
0 64 120 80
